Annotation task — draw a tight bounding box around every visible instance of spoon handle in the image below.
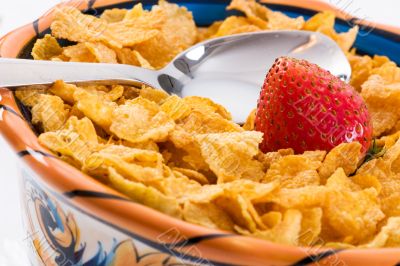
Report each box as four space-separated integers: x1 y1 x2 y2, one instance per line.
0 58 160 89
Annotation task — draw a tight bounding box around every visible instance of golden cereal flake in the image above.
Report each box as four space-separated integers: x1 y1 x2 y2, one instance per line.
160 95 192 121
214 191 258 232
99 8 127 23
197 21 223 42
172 167 209 185
196 131 264 183
363 217 400 247
183 201 234 231
134 1 197 69
49 80 77 104
346 52 374 91
303 11 335 31
243 108 256 130
15 86 47 107
139 85 169 104
31 34 63 60
108 167 182 218
318 142 362 181
85 42 118 63
51 6 162 49
114 48 151 68
38 130 96 166
73 87 117 131
213 16 260 37
110 97 175 143
256 148 294 170
299 208 323 246
221 179 278 202
236 209 302 245
361 75 400 136
265 10 304 30
179 110 243 134
63 116 99 144
265 186 329 209
303 11 357 51
31 94 69 132
263 155 321 188
323 168 384 244
183 96 232 120
357 138 400 217
62 43 97 62
227 0 268 29
371 61 400 84
84 145 164 183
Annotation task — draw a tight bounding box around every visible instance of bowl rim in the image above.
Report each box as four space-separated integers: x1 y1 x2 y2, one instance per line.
1 0 400 265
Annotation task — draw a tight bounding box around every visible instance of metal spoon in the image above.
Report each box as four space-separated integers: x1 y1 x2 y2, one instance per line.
0 30 351 123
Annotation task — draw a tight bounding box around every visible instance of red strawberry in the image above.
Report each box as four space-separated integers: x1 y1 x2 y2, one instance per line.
254 57 372 155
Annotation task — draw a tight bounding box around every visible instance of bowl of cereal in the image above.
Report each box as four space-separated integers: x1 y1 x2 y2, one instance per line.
0 0 400 265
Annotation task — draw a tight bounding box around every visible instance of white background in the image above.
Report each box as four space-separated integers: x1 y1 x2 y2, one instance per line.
0 0 399 265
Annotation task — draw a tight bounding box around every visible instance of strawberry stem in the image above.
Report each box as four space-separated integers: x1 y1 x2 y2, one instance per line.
364 139 385 163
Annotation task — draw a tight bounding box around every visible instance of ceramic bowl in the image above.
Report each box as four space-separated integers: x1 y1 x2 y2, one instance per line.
1 0 400 265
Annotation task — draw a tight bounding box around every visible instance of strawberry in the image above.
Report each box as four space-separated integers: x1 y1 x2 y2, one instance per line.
254 57 372 155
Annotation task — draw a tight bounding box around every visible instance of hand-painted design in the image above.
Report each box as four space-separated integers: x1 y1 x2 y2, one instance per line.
17 149 55 158
290 249 343 266
33 19 40 36
64 190 130 202
0 104 24 119
106 240 190 266
24 178 197 266
28 181 85 265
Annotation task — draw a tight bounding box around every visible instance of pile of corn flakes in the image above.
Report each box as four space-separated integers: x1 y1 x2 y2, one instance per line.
16 0 400 248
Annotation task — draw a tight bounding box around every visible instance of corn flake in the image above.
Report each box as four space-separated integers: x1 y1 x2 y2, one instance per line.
197 21 223 42
15 86 47 107
49 80 77 104
319 142 362 182
363 217 400 247
161 95 191 121
100 8 127 23
263 155 321 188
227 0 268 29
243 108 256 130
196 131 264 183
184 96 232 120
183 201 234 231
139 85 169 104
74 87 117 130
85 42 118 63
134 1 197 69
31 94 70 132
299 208 323 246
214 191 257 232
62 43 97 62
31 34 63 60
237 209 302 245
303 11 357 51
108 167 182 218
213 16 260 37
172 167 209 185
361 75 400 136
110 97 174 143
324 168 384 243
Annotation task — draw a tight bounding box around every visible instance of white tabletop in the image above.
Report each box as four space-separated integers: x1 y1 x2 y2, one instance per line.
0 0 399 265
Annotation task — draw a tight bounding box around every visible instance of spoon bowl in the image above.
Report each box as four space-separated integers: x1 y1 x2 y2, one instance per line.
0 30 351 123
